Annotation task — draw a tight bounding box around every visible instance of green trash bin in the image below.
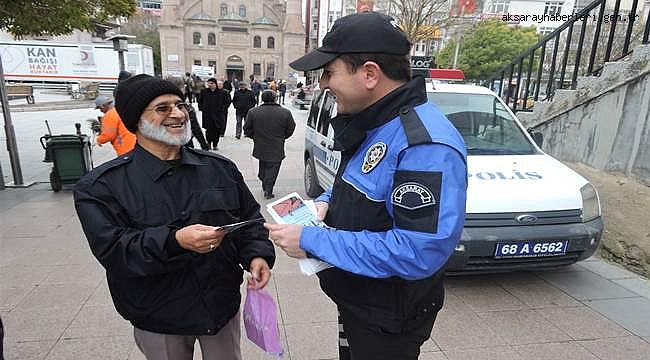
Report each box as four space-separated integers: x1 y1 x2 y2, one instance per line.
39 133 92 192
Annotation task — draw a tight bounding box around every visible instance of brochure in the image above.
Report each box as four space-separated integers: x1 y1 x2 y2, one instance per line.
266 192 333 275
215 218 264 233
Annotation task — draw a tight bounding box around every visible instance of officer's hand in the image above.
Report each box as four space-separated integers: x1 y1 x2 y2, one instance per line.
175 224 227 254
247 257 271 289
315 201 328 221
264 223 307 259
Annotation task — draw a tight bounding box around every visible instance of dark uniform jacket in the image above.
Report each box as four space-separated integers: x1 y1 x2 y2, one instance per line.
232 89 256 116
74 145 275 335
243 103 296 162
198 88 229 131
303 77 467 332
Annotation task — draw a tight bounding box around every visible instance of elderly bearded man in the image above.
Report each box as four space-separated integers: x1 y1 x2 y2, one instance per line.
74 74 275 359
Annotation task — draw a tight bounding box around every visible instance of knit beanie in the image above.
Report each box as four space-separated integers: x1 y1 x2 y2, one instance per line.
114 74 185 133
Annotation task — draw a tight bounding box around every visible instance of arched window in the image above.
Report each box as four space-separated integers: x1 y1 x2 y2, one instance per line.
193 32 201 45
239 5 246 18
208 32 216 46
267 36 275 49
220 4 228 17
253 35 261 48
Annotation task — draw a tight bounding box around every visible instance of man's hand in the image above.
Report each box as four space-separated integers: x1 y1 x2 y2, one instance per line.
315 201 329 221
175 224 227 254
264 223 307 259
247 257 271 289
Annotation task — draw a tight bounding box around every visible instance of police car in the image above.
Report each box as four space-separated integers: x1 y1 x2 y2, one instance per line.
303 70 603 273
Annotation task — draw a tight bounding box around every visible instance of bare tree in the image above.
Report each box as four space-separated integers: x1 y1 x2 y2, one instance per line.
387 0 449 43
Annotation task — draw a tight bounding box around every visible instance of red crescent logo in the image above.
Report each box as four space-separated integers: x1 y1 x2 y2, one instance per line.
81 51 89 61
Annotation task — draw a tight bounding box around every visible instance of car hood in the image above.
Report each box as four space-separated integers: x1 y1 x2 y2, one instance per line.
466 154 588 213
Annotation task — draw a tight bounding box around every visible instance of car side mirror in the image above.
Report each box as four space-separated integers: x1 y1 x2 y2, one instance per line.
528 129 543 147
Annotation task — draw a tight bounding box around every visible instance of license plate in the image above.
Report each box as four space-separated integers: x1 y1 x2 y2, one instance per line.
494 241 568 258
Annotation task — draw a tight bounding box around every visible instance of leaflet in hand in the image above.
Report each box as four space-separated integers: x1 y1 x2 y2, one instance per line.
266 192 333 275
215 218 264 233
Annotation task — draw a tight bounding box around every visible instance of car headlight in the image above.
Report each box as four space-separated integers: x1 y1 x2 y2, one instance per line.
580 183 601 222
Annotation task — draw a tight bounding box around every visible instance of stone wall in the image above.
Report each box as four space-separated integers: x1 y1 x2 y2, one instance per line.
517 44 650 277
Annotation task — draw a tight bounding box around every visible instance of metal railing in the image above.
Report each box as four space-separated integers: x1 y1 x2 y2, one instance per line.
486 0 650 112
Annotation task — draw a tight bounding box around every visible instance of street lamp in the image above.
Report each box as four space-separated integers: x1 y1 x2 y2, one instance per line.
106 34 136 72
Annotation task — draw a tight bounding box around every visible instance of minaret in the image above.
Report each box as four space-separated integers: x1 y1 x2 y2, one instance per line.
283 0 306 80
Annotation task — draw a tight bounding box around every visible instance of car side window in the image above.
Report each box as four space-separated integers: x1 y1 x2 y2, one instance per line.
317 92 335 137
307 91 324 129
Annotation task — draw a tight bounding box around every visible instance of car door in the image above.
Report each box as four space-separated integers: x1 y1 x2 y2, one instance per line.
311 90 339 190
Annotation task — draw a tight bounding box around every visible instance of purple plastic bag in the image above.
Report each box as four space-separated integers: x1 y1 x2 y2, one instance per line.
243 286 283 357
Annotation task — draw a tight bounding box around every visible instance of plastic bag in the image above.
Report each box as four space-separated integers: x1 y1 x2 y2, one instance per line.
243 286 283 357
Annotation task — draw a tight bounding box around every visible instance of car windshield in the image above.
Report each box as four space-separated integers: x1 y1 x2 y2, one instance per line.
427 92 536 155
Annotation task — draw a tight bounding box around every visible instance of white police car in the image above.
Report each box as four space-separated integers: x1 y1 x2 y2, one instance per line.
303 79 603 273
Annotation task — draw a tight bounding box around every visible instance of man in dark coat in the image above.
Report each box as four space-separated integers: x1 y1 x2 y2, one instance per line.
244 90 296 198
217 80 232 137
198 78 229 150
232 82 256 139
74 74 274 359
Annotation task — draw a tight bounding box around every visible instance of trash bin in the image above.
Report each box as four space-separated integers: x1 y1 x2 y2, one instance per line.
39 133 92 192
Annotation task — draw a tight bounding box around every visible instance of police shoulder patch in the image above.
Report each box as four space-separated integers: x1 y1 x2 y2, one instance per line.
391 182 436 210
392 170 443 233
362 142 387 174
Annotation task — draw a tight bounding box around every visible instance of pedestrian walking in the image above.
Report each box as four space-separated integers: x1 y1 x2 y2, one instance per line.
95 95 136 156
244 90 296 199
217 80 232 137
192 74 204 101
74 74 274 360
184 72 195 104
198 78 229 150
278 80 287 104
231 82 256 139
165 76 209 150
265 12 467 360
251 79 262 106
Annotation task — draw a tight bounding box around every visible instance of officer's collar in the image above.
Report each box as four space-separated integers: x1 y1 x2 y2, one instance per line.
331 77 427 152
133 144 205 181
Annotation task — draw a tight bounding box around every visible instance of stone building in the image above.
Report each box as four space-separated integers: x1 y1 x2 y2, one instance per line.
159 0 305 82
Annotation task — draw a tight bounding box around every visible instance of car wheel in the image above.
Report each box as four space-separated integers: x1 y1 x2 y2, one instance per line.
304 156 323 198
50 171 62 192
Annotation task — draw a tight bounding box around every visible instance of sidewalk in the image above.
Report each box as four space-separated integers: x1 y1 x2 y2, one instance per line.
1 104 650 359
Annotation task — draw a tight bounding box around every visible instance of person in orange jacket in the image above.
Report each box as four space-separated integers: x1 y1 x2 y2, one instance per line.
95 96 136 156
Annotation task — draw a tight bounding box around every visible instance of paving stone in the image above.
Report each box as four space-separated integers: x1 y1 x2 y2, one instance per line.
612 277 650 299
3 338 56 360
477 309 571 345
62 305 132 339
446 281 526 313
418 351 448 360
584 297 650 336
535 306 631 340
0 265 51 288
444 346 522 360
537 269 638 300
284 322 338 360
432 311 507 351
578 259 639 279
577 336 650 359
512 341 598 359
4 305 79 341
41 264 104 286
273 272 322 297
15 283 95 310
85 281 115 307
276 290 337 325
497 276 582 308
44 335 133 360
0 286 33 312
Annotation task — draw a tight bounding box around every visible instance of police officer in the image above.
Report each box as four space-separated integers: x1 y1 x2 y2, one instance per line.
266 12 467 359
74 74 274 359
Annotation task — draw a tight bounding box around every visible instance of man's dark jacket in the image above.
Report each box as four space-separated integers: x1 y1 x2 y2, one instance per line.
243 103 296 162
198 88 229 131
232 89 256 116
74 145 275 335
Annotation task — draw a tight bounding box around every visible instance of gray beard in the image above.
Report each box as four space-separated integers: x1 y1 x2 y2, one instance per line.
138 117 192 146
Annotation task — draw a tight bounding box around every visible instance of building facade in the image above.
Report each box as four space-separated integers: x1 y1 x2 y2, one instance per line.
159 0 304 82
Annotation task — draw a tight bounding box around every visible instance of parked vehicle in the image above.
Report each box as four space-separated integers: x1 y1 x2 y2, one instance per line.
303 79 603 273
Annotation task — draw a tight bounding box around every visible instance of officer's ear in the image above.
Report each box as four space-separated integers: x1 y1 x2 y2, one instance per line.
361 61 381 91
